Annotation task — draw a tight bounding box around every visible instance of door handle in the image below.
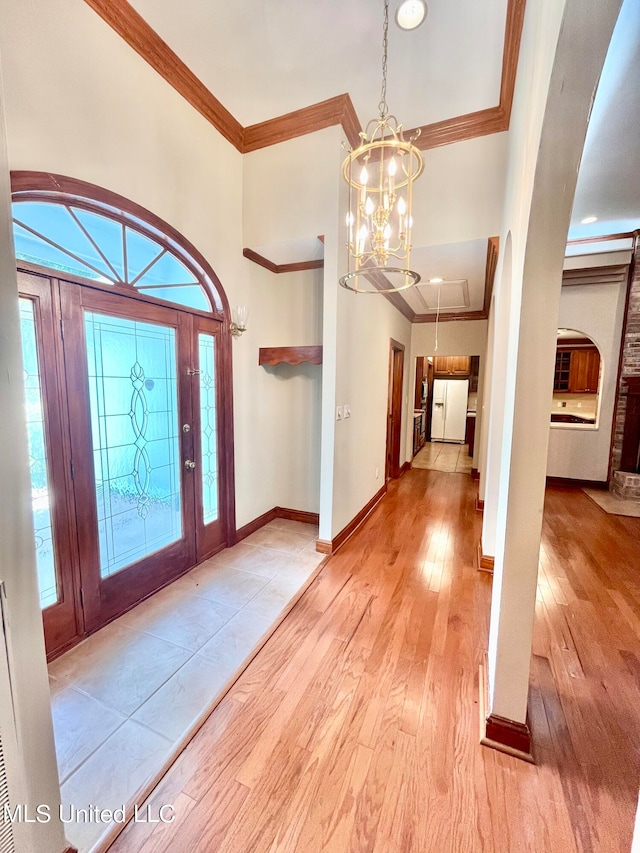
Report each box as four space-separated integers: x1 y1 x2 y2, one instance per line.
184 459 196 469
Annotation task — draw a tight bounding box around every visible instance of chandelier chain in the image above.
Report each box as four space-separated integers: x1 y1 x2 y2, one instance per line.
378 0 389 119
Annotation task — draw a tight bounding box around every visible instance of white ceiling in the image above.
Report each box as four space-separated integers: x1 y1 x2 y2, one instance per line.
123 0 638 313
401 239 487 315
127 0 508 129
569 0 640 240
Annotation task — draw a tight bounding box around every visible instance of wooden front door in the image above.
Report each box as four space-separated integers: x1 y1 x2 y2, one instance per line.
18 269 227 655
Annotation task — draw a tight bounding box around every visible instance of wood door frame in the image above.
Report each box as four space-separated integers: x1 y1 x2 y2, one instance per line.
386 339 405 481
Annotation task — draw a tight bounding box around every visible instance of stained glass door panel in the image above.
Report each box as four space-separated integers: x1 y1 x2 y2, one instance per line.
62 284 196 631
84 313 182 578
193 317 225 559
17 272 80 657
20 298 58 607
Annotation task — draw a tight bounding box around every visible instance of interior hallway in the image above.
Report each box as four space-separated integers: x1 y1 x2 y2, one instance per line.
104 470 640 853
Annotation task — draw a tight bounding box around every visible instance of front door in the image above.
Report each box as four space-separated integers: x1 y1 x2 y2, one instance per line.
19 270 227 653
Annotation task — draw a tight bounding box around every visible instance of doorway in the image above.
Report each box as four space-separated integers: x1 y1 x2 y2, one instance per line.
386 339 405 480
19 269 231 656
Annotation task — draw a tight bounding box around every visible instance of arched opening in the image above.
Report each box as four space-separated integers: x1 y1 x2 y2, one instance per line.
11 173 235 657
551 328 602 426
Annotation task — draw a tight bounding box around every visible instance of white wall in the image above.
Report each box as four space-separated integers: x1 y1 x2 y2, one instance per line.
0 49 68 853
331 289 412 536
234 262 323 525
547 280 627 481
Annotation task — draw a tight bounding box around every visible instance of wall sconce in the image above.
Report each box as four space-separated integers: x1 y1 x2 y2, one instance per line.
230 306 248 338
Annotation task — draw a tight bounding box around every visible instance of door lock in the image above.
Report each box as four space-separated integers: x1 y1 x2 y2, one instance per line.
182 424 191 432
184 459 196 469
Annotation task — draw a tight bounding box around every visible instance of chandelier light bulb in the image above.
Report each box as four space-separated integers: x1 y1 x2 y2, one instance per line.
365 197 375 216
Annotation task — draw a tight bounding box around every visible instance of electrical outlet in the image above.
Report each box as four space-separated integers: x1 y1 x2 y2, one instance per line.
375 467 379 479
336 406 343 421
344 405 351 418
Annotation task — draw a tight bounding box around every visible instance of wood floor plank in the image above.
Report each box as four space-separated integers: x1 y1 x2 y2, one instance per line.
110 475 640 853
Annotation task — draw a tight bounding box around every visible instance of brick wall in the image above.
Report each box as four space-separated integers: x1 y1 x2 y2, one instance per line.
612 240 640 473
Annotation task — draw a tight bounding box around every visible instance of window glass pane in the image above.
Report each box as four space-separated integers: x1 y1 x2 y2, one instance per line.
85 312 182 578
13 223 110 283
126 227 164 282
13 202 116 279
135 251 198 287
19 298 58 609
73 208 126 281
199 333 218 524
12 200 212 312
138 285 210 311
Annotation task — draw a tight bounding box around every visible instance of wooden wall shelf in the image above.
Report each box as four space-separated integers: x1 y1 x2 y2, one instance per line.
258 346 323 367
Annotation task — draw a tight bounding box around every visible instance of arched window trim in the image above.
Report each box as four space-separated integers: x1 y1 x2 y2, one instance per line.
10 171 229 320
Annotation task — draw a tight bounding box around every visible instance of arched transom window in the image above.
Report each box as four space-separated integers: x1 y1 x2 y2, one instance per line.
12 193 222 314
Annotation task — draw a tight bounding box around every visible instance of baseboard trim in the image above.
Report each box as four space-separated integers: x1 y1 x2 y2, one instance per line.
315 483 388 556
275 507 320 525
471 467 480 480
476 540 494 574
400 461 411 476
63 846 79 853
546 476 608 490
237 506 319 542
475 497 484 512
478 657 534 763
236 507 278 541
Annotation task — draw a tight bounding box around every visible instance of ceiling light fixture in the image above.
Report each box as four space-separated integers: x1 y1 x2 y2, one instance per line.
395 0 428 31
580 215 598 224
429 276 443 284
339 0 424 294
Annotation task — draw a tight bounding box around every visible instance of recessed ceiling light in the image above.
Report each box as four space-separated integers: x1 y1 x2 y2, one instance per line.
429 277 443 284
580 215 598 224
395 0 428 31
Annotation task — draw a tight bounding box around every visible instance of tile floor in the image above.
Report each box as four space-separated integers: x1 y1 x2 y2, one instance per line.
583 487 640 518
48 518 323 853
412 440 473 473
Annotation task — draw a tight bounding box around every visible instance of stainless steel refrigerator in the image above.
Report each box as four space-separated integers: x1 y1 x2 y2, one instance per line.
431 378 469 442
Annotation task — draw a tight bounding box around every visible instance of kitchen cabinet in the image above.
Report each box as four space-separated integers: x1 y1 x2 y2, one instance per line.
553 347 600 393
568 348 600 393
433 356 470 377
413 411 426 456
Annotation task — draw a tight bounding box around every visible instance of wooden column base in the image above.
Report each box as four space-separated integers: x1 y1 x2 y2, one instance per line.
476 540 494 574
478 658 534 763
475 496 484 512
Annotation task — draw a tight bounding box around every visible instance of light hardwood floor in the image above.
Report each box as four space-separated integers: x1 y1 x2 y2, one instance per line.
108 471 640 853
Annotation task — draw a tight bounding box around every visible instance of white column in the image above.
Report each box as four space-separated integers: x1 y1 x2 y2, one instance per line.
0 52 68 853
486 0 623 726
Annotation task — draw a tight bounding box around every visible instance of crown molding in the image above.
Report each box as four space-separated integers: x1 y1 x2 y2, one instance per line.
82 0 526 154
243 248 324 274
82 0 245 151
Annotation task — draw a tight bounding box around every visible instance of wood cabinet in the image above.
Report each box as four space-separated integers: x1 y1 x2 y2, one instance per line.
554 347 600 393
568 348 600 393
433 356 470 377
412 412 426 457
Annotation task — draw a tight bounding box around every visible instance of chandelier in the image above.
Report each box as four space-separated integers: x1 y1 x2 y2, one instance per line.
340 0 424 293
